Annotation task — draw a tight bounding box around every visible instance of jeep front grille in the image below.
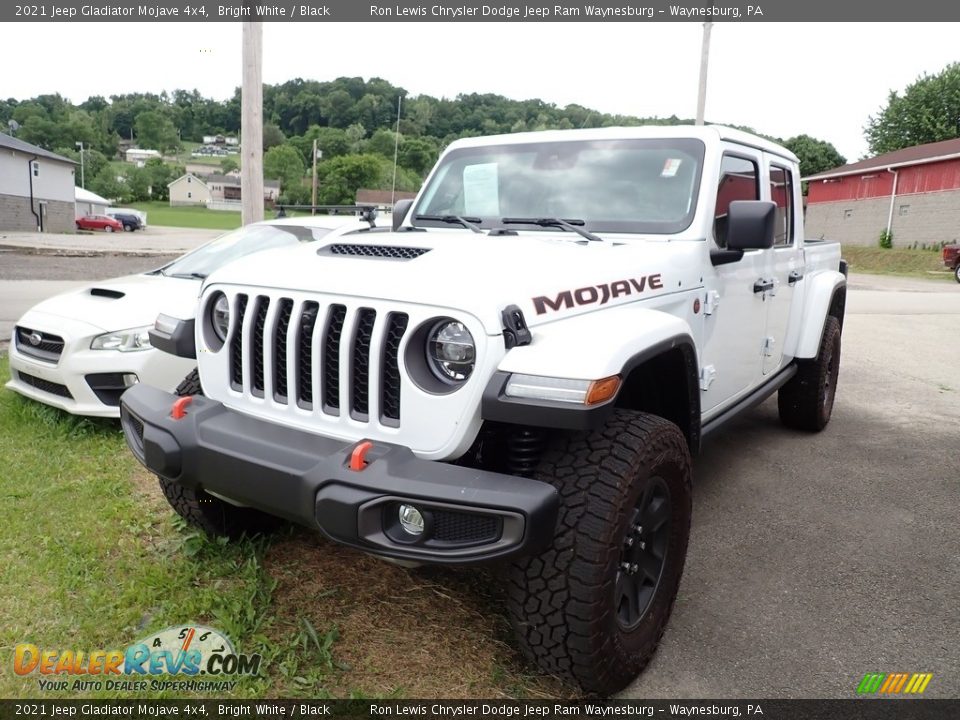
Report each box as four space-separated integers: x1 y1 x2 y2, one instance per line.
15 326 65 363
229 295 410 425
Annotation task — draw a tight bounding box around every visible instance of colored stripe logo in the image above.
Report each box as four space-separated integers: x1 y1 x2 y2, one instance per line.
857 672 933 695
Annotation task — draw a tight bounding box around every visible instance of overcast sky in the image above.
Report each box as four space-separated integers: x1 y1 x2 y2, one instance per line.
4 22 958 161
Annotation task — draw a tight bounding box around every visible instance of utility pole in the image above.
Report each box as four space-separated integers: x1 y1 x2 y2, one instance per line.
241 20 264 225
311 138 318 214
695 21 713 126
75 141 85 189
391 96 402 205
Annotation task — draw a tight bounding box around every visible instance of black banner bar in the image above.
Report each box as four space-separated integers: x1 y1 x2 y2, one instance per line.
1 700 959 720
6 1 960 22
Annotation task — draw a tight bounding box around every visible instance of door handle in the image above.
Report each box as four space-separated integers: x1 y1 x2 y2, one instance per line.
788 270 804 285
753 279 774 293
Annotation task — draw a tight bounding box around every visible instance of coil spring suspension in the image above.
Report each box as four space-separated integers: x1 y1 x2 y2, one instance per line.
507 428 546 477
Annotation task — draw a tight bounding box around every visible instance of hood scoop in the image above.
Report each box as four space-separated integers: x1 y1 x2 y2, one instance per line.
319 243 431 260
90 288 125 299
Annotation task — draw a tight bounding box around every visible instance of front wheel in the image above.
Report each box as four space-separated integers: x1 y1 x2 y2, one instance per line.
157 369 279 538
954 265 960 283
104 225 114 233
507 410 693 696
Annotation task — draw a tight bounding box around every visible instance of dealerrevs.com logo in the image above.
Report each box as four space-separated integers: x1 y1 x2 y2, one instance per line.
14 625 261 693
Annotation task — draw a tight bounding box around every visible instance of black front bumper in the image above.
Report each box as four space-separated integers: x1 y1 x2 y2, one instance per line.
120 384 559 565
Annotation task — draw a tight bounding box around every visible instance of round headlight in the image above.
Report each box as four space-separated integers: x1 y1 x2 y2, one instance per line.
211 293 230 342
427 320 475 383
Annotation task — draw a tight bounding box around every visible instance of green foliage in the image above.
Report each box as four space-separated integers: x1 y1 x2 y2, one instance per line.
221 157 239 174
865 62 960 155
878 228 894 249
366 128 398 158
263 122 286 150
398 136 438 175
783 135 846 177
88 166 125 202
264 144 306 193
135 110 179 153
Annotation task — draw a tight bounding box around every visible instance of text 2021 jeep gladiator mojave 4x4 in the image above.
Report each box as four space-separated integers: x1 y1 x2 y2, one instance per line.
120 126 847 695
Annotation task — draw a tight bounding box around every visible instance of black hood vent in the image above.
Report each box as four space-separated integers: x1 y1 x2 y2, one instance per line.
90 288 125 299
320 244 430 260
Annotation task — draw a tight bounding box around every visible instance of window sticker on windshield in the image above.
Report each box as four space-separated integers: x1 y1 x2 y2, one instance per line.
661 158 682 177
463 163 500 216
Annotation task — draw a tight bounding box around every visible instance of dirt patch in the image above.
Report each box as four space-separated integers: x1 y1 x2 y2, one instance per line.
264 530 575 698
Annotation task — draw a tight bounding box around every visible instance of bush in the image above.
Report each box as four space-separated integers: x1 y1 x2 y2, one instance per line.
878 229 894 249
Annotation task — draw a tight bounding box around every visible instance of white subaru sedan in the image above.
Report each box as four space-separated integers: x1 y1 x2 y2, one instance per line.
7 215 381 417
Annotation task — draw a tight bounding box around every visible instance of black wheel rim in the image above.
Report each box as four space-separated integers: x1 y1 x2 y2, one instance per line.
616 475 671 631
822 337 840 412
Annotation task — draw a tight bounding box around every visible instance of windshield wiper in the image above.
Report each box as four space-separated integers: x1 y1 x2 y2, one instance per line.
414 214 484 234
501 217 602 243
167 272 208 280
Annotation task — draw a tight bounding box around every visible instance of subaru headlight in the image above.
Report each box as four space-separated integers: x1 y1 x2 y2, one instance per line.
90 325 152 352
210 292 230 342
426 319 475 383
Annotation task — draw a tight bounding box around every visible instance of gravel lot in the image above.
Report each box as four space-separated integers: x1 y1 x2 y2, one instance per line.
0 249 177 281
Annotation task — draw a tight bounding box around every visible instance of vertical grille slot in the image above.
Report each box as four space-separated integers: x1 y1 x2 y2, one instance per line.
380 313 408 423
322 304 347 412
251 296 270 397
230 294 248 390
351 309 377 418
273 298 294 403
296 302 320 408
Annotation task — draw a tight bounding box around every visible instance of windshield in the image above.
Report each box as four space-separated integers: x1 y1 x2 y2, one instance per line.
159 224 333 278
414 138 705 235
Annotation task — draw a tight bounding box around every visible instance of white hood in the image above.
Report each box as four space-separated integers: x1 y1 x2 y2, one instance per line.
204 230 706 332
26 273 202 333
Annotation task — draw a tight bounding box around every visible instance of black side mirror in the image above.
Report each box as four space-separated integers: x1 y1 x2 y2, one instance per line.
392 198 414 231
726 200 776 251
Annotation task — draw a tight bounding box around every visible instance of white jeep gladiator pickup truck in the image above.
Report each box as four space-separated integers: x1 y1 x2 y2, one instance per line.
120 126 847 695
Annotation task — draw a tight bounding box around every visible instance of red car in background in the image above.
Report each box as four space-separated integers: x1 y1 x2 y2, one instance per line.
943 244 960 283
76 215 124 233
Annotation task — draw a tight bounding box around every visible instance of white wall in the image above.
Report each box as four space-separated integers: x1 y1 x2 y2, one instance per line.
0 148 75 203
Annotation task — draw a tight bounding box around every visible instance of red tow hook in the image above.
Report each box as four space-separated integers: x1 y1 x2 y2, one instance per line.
171 396 193 420
349 440 374 471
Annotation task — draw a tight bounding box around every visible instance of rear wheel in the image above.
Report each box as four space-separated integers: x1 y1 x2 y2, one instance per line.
507 410 693 695
157 369 279 538
778 315 842 431
954 265 960 283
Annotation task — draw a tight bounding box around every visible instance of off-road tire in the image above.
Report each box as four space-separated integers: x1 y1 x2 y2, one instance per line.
158 368 278 538
507 410 693 696
778 315 842 432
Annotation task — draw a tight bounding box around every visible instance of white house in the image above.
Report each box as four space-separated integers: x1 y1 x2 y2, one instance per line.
125 148 161 164
0 131 76 232
168 172 212 206
75 186 110 218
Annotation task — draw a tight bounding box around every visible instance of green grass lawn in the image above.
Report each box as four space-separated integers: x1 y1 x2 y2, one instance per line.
129 201 243 231
0 356 567 700
841 245 951 279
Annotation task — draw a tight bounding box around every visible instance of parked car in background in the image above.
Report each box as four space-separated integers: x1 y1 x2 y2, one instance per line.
111 213 143 232
943 243 960 282
107 208 148 228
76 214 124 233
7 214 384 417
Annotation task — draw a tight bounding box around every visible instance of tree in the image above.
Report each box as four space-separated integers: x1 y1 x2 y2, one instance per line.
263 122 286 150
865 63 960 155
366 128 397 159
398 136 438 175
135 110 179 153
143 158 181 201
89 166 125 202
316 154 384 204
263 144 305 193
782 135 846 177
220 157 239 174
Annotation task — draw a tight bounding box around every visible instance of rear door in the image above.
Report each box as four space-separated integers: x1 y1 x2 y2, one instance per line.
761 158 804 374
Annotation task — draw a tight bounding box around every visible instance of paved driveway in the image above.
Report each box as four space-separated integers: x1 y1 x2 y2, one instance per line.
626 274 960 698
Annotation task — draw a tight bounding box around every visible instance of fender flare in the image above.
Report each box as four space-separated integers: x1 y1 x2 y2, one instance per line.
794 270 846 359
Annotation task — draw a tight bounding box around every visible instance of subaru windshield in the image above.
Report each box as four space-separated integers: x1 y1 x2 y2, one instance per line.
158 224 332 279
412 137 705 235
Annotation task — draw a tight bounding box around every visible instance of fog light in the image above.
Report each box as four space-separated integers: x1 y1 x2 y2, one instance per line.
122 373 139 387
398 504 425 536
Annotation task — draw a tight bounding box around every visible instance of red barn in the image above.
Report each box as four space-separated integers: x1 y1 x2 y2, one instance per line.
803 138 960 246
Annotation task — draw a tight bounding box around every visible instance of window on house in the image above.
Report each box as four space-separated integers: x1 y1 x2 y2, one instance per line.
187 192 192 199
769 165 795 246
899 205 910 216
32 162 39 177
187 176 191 183
714 154 759 248
844 209 853 219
